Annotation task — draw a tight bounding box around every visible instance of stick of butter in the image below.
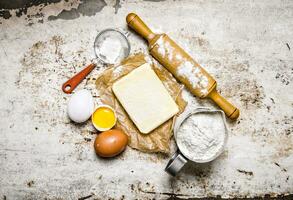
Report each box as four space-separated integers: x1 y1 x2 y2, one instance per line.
112 63 179 134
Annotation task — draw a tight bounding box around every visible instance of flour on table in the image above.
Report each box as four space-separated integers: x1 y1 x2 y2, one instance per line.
176 112 226 161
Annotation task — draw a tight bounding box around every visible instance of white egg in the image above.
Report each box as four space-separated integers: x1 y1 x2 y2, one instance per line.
67 89 94 123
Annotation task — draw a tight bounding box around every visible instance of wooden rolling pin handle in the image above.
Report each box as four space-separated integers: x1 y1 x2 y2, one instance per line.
62 63 96 94
126 13 155 42
208 89 240 120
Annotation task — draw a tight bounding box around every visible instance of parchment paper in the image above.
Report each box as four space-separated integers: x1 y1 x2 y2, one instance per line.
95 53 186 153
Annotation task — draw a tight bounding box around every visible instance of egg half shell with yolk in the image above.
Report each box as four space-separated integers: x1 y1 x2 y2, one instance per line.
92 105 117 131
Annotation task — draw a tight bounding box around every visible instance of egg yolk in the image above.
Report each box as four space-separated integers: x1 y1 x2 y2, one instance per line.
92 107 116 129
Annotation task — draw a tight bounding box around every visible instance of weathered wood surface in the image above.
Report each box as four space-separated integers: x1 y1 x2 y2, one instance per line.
0 0 292 199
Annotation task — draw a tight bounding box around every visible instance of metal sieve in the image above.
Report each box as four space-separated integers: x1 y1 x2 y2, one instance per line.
62 28 130 94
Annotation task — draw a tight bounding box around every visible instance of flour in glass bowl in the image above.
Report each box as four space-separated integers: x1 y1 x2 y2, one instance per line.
176 112 226 162
97 37 122 63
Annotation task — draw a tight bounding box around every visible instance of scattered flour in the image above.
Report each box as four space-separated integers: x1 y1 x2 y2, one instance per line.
176 112 226 161
150 25 164 34
144 54 154 65
175 54 183 61
155 36 209 95
112 65 124 78
157 36 175 61
177 60 209 95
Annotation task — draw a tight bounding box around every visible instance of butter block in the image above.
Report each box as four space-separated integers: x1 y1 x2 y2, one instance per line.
112 63 179 134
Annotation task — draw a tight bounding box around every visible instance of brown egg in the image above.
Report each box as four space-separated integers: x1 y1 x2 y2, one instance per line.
94 129 128 157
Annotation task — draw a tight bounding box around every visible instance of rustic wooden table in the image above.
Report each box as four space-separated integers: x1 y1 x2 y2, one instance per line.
0 0 292 199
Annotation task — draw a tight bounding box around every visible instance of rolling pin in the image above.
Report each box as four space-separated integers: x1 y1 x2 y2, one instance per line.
126 13 240 120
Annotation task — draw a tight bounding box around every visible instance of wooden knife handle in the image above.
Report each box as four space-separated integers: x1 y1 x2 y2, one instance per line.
208 89 240 120
62 63 96 94
126 13 155 42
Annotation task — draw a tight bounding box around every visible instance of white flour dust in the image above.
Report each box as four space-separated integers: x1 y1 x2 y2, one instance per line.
155 36 209 95
96 37 122 64
95 32 129 64
177 60 209 95
176 112 226 161
157 36 175 61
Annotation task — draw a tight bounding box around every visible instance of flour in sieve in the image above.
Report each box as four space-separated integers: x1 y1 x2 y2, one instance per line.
96 37 125 64
176 112 226 161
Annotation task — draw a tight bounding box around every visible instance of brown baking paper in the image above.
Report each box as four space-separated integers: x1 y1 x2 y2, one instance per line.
95 53 186 153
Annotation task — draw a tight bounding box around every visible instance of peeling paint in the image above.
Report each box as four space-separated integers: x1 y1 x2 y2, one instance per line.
0 10 11 19
0 0 61 9
0 0 61 19
113 0 121 14
144 0 167 2
48 0 106 20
